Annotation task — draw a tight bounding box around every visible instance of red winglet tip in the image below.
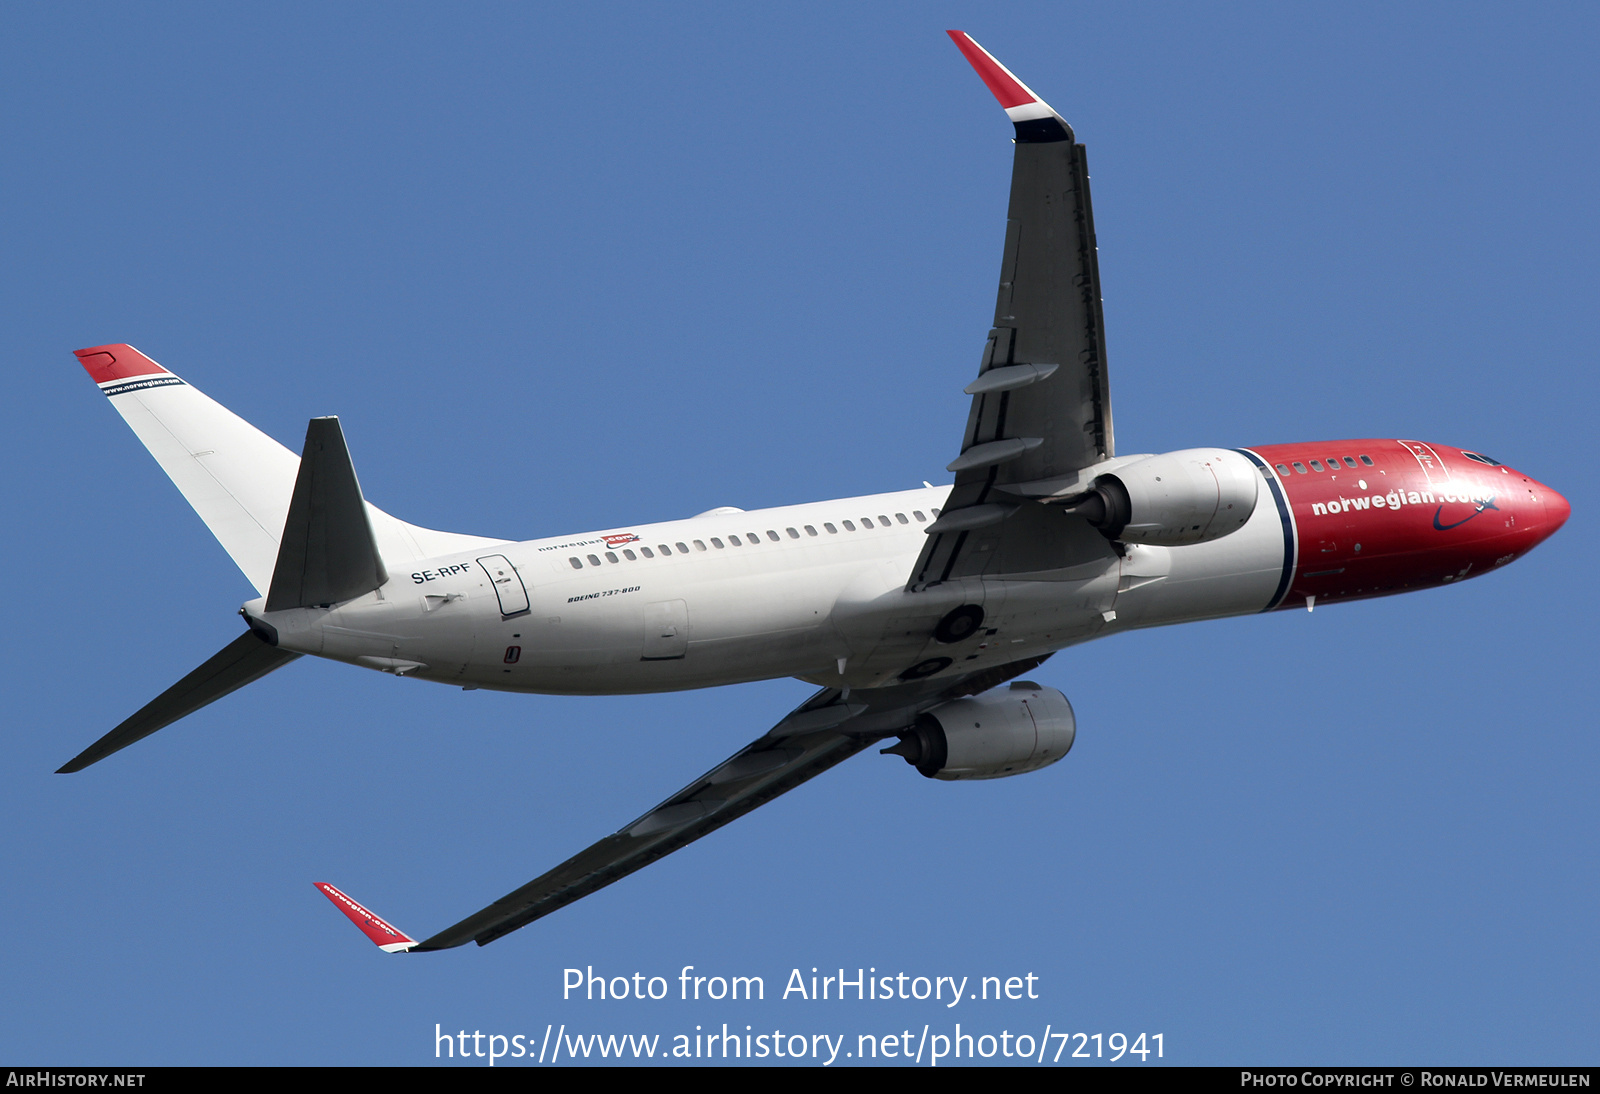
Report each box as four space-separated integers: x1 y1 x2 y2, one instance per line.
946 30 1037 110
74 344 169 385
315 882 418 952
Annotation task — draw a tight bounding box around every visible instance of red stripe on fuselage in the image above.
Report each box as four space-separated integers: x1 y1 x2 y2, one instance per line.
74 344 168 384
1251 439 1568 610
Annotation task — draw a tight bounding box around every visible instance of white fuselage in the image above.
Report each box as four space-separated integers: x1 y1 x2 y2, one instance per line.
250 476 1290 696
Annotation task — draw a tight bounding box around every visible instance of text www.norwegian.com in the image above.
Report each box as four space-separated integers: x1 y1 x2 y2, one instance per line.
436 1024 1162 1065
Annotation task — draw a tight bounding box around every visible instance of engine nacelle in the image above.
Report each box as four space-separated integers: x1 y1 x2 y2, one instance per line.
884 683 1076 781
1070 447 1258 546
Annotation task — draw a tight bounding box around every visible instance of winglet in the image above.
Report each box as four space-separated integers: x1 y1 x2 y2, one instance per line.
946 31 1073 143
315 883 418 952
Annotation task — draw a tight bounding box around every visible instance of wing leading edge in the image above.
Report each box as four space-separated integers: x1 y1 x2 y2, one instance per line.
912 32 1115 588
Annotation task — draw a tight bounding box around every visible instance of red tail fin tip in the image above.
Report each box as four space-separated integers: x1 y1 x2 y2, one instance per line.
75 344 168 385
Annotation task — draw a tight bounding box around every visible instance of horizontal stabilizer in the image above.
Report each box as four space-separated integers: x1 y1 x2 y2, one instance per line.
265 417 388 611
314 883 417 952
58 630 301 773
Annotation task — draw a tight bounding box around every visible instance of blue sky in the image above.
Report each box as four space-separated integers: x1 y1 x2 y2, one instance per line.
3 2 1596 1066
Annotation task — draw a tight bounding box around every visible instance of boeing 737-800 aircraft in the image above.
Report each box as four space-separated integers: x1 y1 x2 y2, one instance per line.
60 32 1569 953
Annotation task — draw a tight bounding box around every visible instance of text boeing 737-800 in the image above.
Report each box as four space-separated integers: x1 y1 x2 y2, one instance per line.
59 32 1569 952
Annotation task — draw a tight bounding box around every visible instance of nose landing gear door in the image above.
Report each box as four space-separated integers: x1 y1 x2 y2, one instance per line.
477 555 530 617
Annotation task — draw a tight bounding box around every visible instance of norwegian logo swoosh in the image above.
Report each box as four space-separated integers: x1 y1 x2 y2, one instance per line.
1433 497 1499 531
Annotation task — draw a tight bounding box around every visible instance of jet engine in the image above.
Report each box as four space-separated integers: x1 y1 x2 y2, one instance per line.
1066 447 1259 545
883 682 1076 781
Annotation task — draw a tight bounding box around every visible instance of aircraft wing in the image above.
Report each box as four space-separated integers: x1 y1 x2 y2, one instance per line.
320 659 1048 950
912 33 1116 588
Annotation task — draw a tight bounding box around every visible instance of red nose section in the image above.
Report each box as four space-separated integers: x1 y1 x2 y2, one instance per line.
1539 483 1571 537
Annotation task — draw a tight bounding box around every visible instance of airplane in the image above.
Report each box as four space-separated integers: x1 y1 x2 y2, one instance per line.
60 31 1570 953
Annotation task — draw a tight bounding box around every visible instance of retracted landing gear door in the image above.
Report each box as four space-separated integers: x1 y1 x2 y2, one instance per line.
477 555 530 616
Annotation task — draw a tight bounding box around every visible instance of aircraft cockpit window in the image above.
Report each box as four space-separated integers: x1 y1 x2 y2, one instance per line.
1462 451 1502 466
1292 462 1308 474
824 523 838 534
607 551 621 563
1359 455 1375 466
569 557 583 570
587 554 601 566
843 520 857 531
1309 460 1324 471
1343 457 1358 468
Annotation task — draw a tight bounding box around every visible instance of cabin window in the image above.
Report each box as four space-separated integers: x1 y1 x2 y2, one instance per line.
606 551 620 563
1343 457 1358 469
878 515 891 525
693 540 706 551
1274 464 1291 475
767 530 780 541
843 520 857 531
1326 456 1341 468
728 535 742 546
913 510 926 521
747 531 760 543
676 542 689 553
932 508 941 517
1309 460 1324 471
1292 462 1308 474
641 547 655 558
824 523 837 534
786 527 800 539
657 545 671 555
804 525 818 536
587 554 601 567
568 557 582 570
1359 454 1374 466
895 513 909 524
621 550 635 561
860 517 874 528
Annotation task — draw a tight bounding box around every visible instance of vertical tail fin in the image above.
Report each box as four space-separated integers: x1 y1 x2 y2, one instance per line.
77 345 507 594
79 345 297 594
